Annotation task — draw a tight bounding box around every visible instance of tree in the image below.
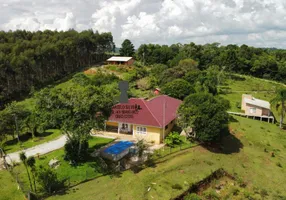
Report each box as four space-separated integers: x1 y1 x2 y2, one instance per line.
177 58 199 73
0 30 114 109
178 93 230 142
161 79 195 100
3 102 30 142
35 82 119 163
119 39 135 57
19 152 33 191
36 166 64 194
271 88 286 128
27 156 37 192
25 110 41 139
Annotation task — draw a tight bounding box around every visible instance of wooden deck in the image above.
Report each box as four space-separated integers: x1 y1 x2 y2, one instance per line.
227 111 275 123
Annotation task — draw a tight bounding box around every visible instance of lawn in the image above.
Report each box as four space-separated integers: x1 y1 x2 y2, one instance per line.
46 116 286 200
0 170 25 200
12 137 113 195
4 129 62 154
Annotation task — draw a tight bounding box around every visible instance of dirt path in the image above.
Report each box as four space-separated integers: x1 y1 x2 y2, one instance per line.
6 135 67 164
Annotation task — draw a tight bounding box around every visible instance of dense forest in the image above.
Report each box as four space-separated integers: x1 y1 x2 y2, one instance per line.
135 43 286 82
0 30 114 108
2 30 286 109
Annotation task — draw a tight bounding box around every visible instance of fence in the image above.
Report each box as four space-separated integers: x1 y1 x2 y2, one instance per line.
151 141 199 161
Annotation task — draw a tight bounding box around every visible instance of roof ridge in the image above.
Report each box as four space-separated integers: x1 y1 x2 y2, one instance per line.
142 99 162 127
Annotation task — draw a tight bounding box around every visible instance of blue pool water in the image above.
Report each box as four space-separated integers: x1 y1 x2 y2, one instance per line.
104 141 134 155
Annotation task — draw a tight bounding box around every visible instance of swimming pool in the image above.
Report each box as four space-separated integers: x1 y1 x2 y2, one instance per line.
101 141 134 161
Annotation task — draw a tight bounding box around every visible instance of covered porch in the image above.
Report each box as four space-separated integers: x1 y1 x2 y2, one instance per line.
105 121 134 136
90 129 136 142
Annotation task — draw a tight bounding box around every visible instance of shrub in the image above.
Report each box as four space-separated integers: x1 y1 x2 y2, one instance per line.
184 193 201 200
122 71 137 82
276 162 282 168
72 73 91 86
137 77 152 90
36 166 65 194
260 189 268 198
90 71 119 86
136 139 149 157
203 190 219 200
165 132 183 147
230 186 240 196
171 183 183 190
135 66 148 79
244 191 256 200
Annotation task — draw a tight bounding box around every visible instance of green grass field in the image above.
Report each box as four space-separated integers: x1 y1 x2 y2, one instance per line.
46 116 286 200
4 129 62 153
12 137 113 196
0 170 25 200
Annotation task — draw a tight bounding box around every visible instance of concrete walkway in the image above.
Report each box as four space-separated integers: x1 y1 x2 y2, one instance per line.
6 135 67 164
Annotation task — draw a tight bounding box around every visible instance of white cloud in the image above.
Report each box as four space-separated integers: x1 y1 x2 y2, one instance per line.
0 0 286 48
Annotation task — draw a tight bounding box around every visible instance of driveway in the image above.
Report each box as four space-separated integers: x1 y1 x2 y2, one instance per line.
6 135 67 164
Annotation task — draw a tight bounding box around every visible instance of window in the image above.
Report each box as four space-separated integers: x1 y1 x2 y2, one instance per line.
250 107 256 114
136 126 147 134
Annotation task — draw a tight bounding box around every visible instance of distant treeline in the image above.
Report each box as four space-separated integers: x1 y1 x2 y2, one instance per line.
0 30 114 108
136 43 286 82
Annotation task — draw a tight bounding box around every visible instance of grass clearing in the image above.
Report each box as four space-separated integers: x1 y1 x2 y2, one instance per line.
4 129 62 154
0 170 25 200
11 137 113 195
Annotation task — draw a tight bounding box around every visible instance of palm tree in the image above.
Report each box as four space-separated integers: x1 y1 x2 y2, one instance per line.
19 152 33 191
271 88 286 128
27 156 37 192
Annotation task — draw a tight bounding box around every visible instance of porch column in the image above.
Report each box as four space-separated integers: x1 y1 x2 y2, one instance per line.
132 125 135 138
268 118 270 123
118 123 120 134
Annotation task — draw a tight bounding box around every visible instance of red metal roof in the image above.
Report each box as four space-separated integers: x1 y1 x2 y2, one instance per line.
108 95 182 128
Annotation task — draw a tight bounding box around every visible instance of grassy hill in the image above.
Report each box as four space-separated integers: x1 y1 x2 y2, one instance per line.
2 66 286 199
46 115 286 200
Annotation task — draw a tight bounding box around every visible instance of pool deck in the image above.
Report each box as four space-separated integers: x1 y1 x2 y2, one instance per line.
90 130 165 151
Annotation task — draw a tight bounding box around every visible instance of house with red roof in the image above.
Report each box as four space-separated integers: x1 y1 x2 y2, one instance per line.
106 95 182 144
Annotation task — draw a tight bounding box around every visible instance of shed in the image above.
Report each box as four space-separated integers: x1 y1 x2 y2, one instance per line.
106 56 134 66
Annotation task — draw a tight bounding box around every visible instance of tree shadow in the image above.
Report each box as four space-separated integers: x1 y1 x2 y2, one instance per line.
35 130 55 137
88 143 110 153
4 132 32 146
228 74 246 81
202 131 243 154
229 115 239 122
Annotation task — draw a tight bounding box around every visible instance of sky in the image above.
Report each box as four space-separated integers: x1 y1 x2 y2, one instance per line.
1 0 286 49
